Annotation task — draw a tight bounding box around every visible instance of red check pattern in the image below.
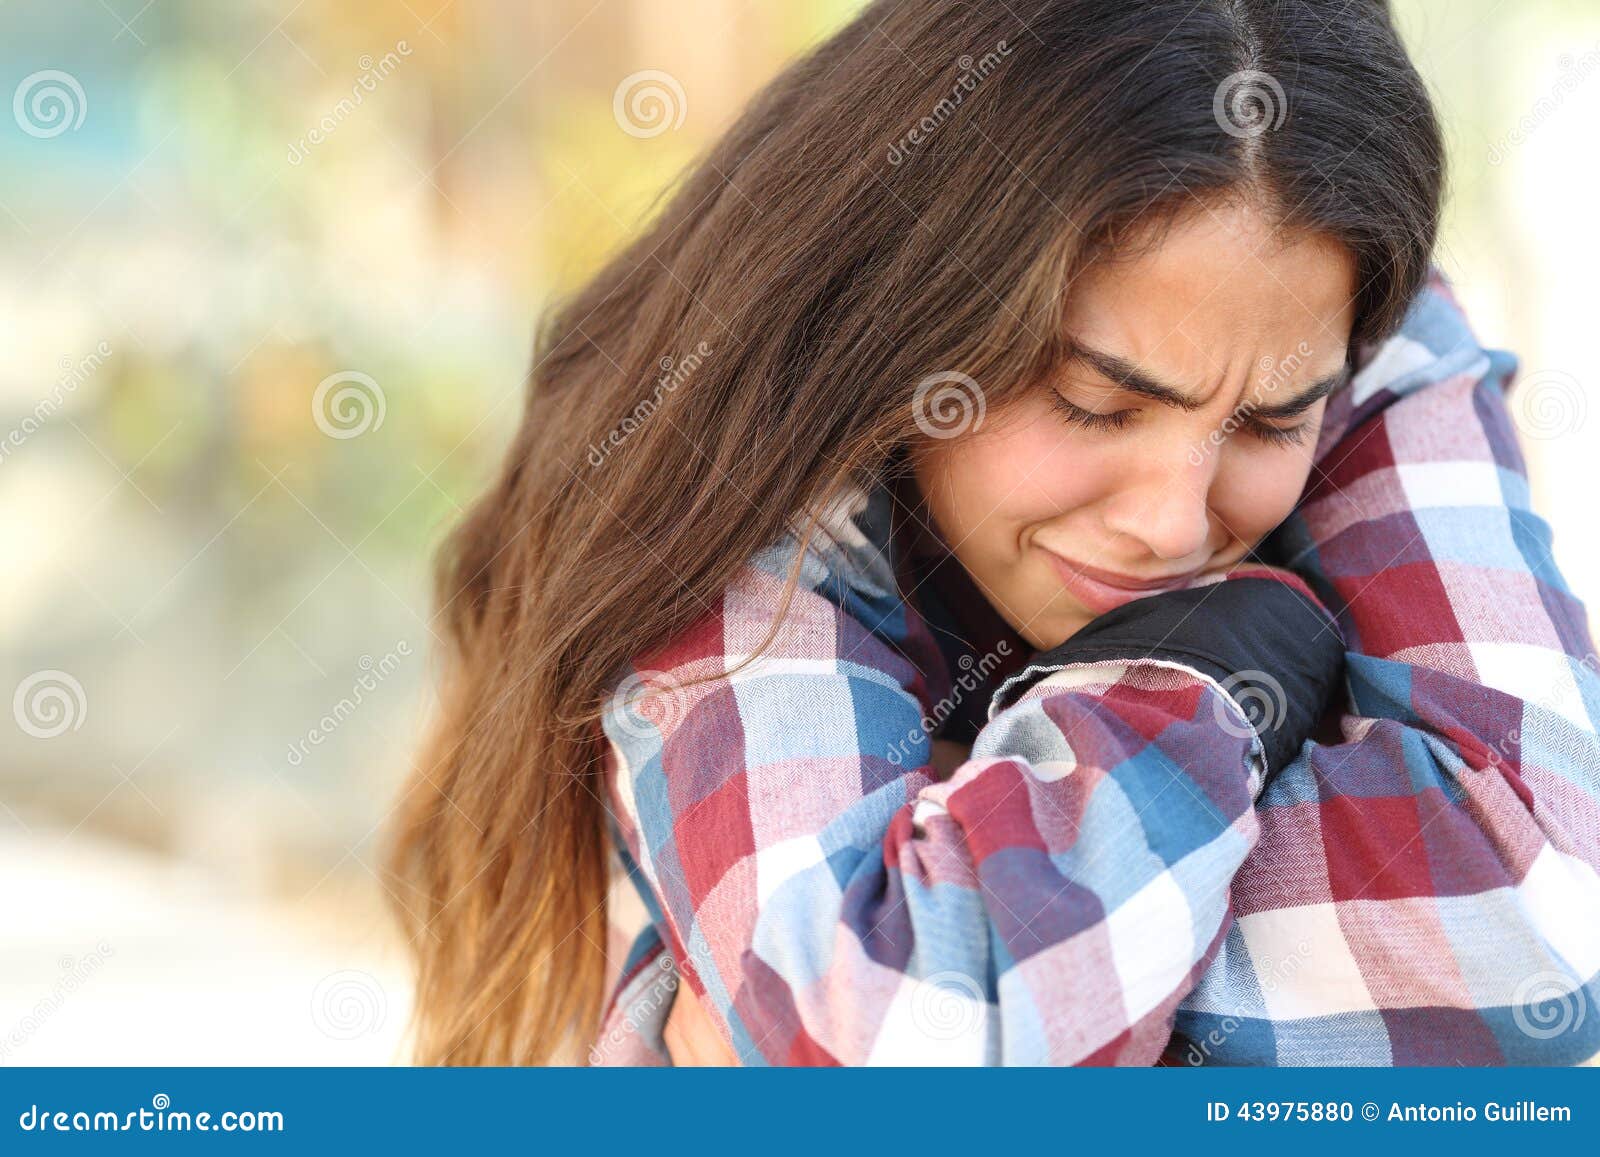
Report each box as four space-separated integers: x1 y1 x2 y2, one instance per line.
585 269 1600 1067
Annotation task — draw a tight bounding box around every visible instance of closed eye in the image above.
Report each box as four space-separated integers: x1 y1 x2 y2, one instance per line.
1246 419 1311 447
1049 392 1136 432
1052 390 1314 448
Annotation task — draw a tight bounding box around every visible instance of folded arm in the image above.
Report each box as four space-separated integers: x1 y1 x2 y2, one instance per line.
604 270 1600 1068
602 542 1337 1064
1173 270 1600 1065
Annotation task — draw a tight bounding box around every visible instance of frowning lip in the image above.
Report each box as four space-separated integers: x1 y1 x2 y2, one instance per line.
1038 545 1205 614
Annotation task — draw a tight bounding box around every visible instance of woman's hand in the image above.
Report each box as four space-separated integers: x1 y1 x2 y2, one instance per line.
663 982 738 1066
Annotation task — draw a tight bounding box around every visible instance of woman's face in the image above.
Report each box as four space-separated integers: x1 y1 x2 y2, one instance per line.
912 201 1358 650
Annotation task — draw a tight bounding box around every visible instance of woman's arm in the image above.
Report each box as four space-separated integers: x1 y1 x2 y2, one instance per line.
1172 269 1600 1065
664 739 975 1064
609 269 1600 1068
602 553 1340 1065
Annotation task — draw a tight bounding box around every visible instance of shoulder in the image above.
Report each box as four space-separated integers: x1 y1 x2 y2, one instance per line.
596 484 947 910
1353 265 1517 403
1322 263 1519 463
598 480 945 783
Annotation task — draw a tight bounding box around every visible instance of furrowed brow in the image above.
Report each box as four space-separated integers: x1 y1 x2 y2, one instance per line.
1248 358 1353 421
1063 339 1352 420
1063 341 1206 412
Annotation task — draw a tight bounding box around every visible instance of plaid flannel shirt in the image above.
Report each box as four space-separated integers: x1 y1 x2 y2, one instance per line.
587 268 1600 1066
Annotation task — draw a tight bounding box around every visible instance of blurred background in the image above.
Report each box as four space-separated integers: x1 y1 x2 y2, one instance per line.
0 0 1595 1064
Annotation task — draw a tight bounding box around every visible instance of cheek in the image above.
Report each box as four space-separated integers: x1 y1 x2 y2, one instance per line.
1214 448 1317 538
917 403 1105 540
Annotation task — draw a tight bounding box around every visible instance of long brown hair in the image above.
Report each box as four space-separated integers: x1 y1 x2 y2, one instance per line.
385 0 1444 1064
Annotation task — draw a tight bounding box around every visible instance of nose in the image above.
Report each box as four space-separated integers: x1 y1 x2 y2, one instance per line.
1099 451 1219 562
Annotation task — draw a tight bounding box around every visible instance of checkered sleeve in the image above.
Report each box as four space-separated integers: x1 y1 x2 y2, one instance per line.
1173 269 1600 1065
600 558 1299 1065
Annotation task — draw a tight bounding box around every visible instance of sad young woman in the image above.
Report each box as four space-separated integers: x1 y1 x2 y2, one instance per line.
386 0 1600 1066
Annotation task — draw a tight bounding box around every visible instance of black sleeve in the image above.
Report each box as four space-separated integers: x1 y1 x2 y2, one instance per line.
992 577 1346 781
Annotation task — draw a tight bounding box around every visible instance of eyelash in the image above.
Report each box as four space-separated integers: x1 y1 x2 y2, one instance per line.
1048 393 1311 447
1048 393 1135 432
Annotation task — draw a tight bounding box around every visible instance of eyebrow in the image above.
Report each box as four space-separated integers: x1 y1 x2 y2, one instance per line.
1062 339 1353 421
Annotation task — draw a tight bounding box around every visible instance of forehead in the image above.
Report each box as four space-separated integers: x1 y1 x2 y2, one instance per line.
1064 201 1358 372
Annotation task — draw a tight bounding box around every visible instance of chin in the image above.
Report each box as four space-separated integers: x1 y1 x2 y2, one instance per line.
1020 617 1082 652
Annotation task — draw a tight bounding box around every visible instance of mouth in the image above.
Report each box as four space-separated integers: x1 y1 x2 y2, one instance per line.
1039 547 1204 615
